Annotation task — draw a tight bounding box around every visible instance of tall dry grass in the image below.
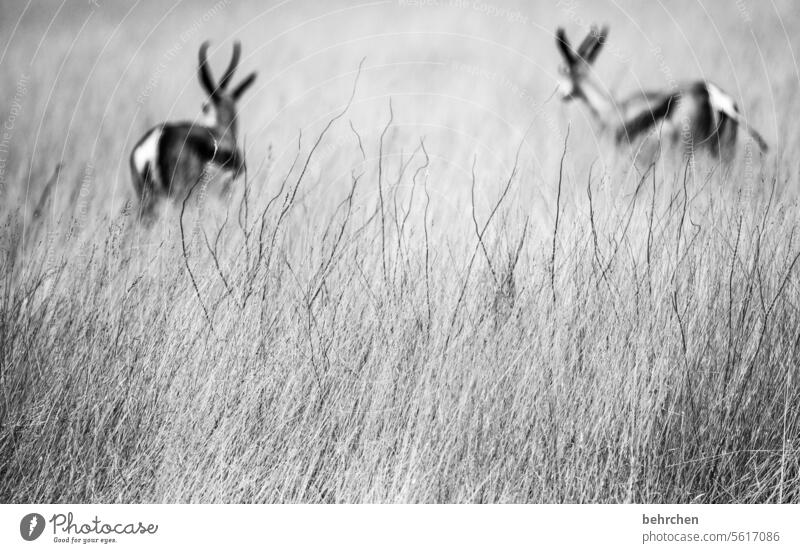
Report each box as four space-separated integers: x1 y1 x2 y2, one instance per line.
1 0 798 502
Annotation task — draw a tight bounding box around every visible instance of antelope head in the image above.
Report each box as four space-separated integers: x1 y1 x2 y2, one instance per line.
555 25 608 102
197 41 257 141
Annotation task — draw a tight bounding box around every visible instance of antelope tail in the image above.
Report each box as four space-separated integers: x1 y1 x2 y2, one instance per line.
707 83 768 152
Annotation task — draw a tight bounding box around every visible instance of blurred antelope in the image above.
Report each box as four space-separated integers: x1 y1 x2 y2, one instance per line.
130 41 257 221
554 25 768 160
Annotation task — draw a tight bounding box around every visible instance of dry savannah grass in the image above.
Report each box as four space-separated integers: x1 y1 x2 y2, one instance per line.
1 0 799 503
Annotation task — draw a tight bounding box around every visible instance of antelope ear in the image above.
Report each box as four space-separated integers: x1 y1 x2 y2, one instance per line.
584 25 609 64
555 28 576 65
198 41 217 96
231 72 256 101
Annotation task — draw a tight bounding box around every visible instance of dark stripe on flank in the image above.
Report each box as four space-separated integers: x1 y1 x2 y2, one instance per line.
615 94 678 145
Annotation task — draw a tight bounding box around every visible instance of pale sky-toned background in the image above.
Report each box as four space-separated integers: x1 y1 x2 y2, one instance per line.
0 0 795 232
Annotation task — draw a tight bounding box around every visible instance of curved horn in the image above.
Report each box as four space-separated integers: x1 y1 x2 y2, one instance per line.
219 41 241 89
198 41 216 95
576 25 598 59
556 28 576 65
583 25 609 64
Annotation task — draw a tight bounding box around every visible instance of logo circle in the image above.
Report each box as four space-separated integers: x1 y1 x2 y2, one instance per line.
20 513 45 541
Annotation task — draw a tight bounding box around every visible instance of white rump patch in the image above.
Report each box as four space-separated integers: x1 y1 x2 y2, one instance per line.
133 128 161 187
706 82 737 119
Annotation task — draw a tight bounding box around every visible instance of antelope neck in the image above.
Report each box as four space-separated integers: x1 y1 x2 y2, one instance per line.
577 74 616 127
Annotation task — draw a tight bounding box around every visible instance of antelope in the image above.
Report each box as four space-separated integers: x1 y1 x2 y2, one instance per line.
554 25 768 161
130 41 257 221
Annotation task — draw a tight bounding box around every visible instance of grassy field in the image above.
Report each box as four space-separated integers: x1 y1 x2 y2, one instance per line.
1 0 799 502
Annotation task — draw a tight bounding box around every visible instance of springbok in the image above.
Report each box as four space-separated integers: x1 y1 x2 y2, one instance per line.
130 41 257 221
554 25 768 160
